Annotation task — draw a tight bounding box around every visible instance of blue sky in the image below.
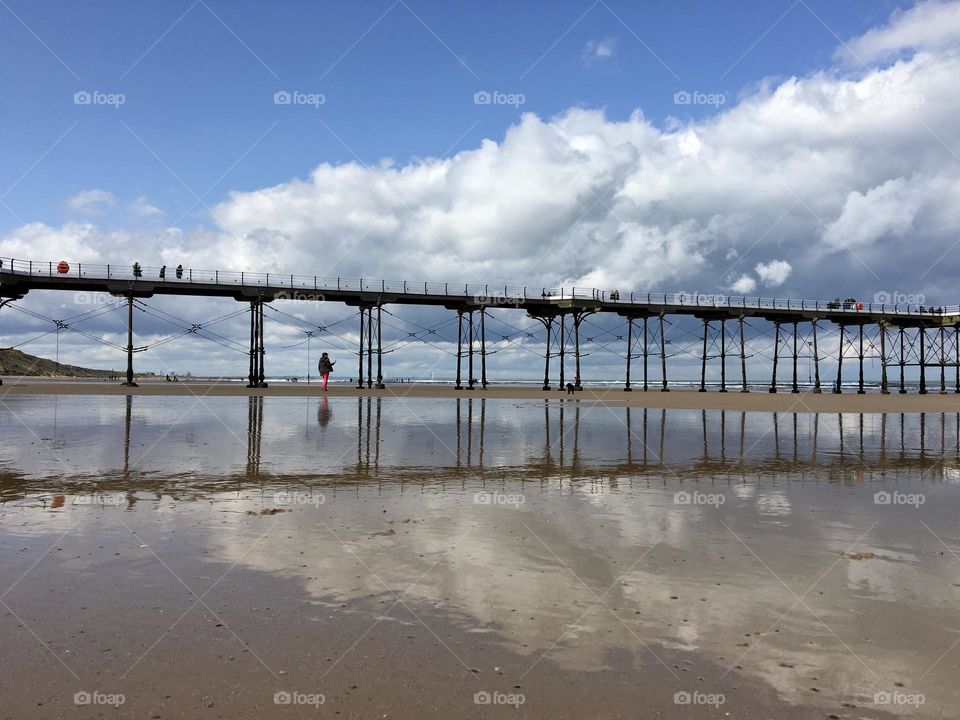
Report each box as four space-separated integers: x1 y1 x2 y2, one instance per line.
0 0 912 228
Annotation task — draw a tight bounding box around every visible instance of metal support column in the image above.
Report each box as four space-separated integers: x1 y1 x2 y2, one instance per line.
366 305 373 389
480 308 487 389
455 311 463 390
769 321 780 393
880 325 889 394
919 328 927 394
375 304 385 389
740 317 748 393
720 319 727 392
659 313 669 391
812 320 821 393
123 295 138 387
940 326 947 394
573 312 584 390
357 308 365 389
643 317 649 391
538 316 553 391
624 317 633 391
258 300 266 387
857 323 865 395
558 314 566 390
791 321 799 394
247 300 257 388
835 325 844 394
899 328 906 394
467 310 475 390
699 319 708 392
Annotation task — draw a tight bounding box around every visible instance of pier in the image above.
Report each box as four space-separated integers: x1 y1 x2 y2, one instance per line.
2 256 959 394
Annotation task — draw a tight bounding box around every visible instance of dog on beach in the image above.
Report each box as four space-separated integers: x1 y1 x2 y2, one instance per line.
565 383 575 394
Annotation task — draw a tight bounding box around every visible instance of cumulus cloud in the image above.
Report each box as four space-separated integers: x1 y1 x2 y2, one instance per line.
840 0 960 63
203 25 960 295
66 189 117 215
4 1 960 371
755 260 792 288
583 38 616 64
731 274 757 294
821 177 923 249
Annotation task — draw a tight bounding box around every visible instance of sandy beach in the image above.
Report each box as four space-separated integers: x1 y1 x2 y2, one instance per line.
2 393 954 719
4 378 960 413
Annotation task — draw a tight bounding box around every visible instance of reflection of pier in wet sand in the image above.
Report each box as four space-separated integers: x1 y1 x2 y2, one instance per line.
3 397 959 504
343 397 958 480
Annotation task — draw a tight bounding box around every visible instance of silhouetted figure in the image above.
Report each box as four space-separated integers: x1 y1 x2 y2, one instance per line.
159 265 166 279
175 264 183 279
132 262 142 278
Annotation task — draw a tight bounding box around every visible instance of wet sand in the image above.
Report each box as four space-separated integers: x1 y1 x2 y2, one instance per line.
1 395 956 718
4 378 960 412
2 537 839 720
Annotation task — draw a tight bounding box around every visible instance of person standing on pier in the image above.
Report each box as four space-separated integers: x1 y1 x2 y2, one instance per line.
318 352 336 391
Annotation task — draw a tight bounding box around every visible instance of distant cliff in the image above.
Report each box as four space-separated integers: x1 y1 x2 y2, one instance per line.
0 348 120 377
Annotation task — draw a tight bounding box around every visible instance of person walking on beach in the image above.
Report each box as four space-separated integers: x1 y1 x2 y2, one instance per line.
318 352 336 391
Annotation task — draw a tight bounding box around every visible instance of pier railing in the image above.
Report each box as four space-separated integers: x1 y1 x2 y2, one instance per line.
1 256 957 317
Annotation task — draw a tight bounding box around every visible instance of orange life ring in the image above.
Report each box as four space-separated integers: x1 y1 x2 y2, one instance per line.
856 302 863 310
56 260 70 274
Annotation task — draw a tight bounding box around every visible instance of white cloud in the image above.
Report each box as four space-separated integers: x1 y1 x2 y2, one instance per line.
66 189 117 215
755 260 792 288
731 274 757 294
204 26 960 293
583 38 616 64
840 0 960 63
821 177 923 249
130 196 164 219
